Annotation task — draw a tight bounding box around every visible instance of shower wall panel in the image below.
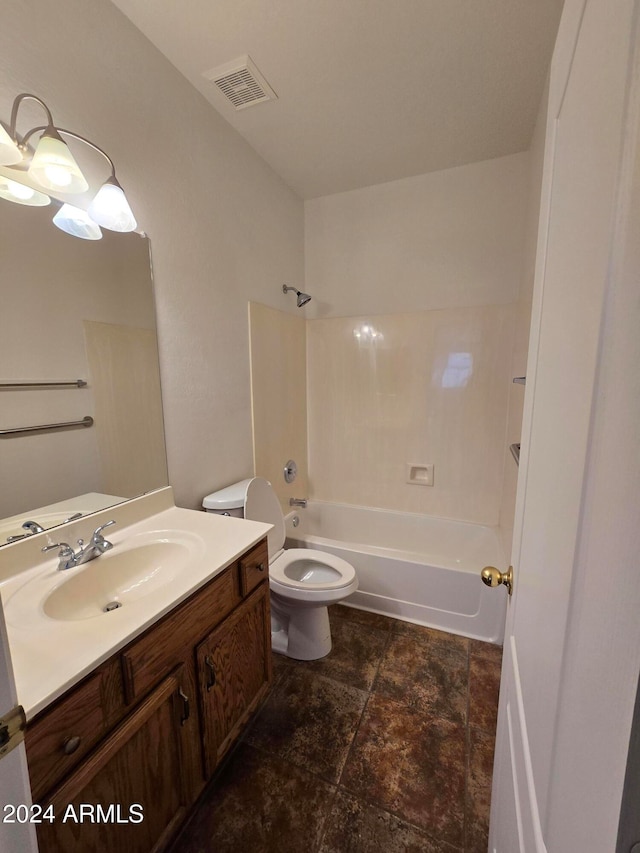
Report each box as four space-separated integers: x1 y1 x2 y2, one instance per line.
306 304 515 525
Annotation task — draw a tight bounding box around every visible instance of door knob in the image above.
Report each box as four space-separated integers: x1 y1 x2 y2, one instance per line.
481 565 513 596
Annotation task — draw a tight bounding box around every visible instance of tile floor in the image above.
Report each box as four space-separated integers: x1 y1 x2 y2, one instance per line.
172 605 502 853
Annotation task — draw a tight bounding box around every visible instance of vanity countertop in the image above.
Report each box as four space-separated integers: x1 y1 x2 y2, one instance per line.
0 491 271 720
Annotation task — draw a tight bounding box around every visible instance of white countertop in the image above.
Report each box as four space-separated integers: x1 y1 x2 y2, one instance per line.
0 495 271 720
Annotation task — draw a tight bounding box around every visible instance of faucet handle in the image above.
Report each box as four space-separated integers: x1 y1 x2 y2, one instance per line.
91 520 116 541
41 542 77 571
42 541 72 553
41 542 75 560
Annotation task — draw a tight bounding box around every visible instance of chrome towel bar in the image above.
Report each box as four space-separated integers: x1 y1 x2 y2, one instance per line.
0 379 87 388
0 416 94 437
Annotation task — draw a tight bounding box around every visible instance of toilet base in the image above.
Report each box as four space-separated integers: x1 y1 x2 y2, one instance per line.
270 602 332 661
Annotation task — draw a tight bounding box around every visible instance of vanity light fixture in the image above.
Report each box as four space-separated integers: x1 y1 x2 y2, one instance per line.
0 93 137 236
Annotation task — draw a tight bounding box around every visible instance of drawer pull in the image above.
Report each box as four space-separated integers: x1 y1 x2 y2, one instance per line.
205 656 216 692
256 563 266 572
62 735 81 756
178 688 190 726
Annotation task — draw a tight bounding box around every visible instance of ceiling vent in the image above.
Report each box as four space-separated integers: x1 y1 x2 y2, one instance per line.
202 55 277 111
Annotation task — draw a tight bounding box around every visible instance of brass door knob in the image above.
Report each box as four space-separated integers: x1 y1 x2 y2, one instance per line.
481 565 513 596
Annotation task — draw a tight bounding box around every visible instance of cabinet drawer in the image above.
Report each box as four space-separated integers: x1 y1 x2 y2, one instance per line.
239 539 269 597
27 670 110 802
121 566 239 704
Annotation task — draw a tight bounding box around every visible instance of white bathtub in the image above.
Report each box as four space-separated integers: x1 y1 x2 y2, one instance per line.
285 501 507 644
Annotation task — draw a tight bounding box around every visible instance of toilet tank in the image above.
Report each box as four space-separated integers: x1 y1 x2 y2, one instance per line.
202 479 252 518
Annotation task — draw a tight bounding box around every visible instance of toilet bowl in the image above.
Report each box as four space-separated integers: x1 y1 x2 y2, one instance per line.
203 477 358 660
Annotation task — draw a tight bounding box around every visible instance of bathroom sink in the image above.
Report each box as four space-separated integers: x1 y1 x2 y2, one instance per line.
43 541 189 621
3 529 206 626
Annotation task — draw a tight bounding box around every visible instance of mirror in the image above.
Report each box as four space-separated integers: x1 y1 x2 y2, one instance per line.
0 201 168 544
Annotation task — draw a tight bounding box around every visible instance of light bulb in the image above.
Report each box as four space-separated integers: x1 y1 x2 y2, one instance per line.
52 204 102 240
28 128 88 193
0 175 50 206
88 177 137 232
0 125 22 166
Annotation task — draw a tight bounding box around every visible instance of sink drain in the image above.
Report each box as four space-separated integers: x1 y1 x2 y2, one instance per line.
104 601 122 613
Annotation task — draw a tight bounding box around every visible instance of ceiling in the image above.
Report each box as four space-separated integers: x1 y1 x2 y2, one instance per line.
111 0 564 199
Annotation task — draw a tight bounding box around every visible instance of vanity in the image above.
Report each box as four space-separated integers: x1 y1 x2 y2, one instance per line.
0 488 273 852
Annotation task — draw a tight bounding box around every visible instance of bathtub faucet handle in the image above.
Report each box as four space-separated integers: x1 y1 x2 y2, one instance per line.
289 497 307 508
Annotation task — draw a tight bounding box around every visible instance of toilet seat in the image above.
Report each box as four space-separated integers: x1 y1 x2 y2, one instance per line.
270 548 356 590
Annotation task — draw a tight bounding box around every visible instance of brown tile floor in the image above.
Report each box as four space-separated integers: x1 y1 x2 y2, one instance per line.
171 605 502 853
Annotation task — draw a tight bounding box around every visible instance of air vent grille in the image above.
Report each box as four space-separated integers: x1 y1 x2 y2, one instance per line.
202 55 277 111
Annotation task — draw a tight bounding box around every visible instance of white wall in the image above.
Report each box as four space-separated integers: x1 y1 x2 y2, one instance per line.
0 0 304 511
305 153 529 318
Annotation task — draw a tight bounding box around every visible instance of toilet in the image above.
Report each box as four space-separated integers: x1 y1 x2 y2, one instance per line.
203 477 358 660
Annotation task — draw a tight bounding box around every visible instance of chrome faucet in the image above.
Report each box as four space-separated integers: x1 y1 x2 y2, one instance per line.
6 519 46 543
42 521 116 571
289 498 307 508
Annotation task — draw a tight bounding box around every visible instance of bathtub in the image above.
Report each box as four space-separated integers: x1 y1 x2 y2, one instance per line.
285 501 507 644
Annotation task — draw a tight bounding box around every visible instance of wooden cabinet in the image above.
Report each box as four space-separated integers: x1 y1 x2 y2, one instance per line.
197 582 271 775
26 538 271 853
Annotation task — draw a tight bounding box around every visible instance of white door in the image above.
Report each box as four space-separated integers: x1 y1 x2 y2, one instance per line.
0 602 38 852
489 1 640 851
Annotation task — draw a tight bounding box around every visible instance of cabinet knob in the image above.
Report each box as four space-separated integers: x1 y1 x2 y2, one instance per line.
257 563 265 572
62 735 81 755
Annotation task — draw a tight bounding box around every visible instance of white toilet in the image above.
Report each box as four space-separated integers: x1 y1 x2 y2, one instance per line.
203 477 358 660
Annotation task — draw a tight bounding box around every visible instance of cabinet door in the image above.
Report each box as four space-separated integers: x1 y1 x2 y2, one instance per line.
36 665 195 853
197 582 272 775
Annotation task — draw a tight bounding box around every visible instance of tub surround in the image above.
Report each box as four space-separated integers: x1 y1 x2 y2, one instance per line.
0 487 271 719
307 304 515 525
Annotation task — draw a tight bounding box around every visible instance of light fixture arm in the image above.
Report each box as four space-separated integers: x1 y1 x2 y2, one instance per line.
9 93 54 140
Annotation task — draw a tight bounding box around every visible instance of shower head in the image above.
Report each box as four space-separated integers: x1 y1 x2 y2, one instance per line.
282 284 312 308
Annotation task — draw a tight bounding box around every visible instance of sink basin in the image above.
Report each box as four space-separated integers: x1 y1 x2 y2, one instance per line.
2 529 206 626
43 541 189 621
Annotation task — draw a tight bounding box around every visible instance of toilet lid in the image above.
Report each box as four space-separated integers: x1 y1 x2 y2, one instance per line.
244 477 285 557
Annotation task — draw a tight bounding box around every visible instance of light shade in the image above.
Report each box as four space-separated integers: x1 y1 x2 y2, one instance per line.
88 177 137 232
0 125 22 166
0 175 50 206
52 204 102 240
28 128 88 193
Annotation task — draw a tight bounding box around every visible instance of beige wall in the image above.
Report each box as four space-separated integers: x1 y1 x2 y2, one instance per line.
498 79 550 557
248 303 308 513
304 153 529 318
1 0 303 512
307 306 515 524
